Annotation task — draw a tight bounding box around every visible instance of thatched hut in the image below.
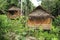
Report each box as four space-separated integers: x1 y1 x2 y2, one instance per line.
7 5 21 19
27 6 53 30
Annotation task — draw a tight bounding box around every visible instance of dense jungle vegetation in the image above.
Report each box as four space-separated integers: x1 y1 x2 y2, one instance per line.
0 0 60 40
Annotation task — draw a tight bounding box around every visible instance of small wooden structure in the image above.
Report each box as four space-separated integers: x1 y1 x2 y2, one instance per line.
7 5 21 19
27 6 53 30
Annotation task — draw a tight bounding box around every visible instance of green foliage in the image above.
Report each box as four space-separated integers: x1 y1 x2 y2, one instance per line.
53 15 60 26
0 15 59 40
0 0 34 15
22 0 35 15
0 0 19 11
0 15 8 40
41 0 60 17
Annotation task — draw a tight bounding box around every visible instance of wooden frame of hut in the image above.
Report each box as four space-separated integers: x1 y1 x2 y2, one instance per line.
7 5 21 19
27 6 53 30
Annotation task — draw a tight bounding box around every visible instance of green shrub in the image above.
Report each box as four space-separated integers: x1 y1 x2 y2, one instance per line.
53 15 60 26
0 15 59 40
0 15 8 40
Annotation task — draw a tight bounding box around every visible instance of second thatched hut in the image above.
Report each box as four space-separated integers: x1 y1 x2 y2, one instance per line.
7 5 21 19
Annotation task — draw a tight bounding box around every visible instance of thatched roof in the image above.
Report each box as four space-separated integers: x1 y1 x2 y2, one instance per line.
8 6 21 11
29 6 53 18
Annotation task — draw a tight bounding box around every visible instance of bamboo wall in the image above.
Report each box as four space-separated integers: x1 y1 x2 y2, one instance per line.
27 18 52 29
7 10 21 19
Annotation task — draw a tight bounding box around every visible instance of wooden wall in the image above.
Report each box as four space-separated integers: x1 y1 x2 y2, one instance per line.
7 10 21 19
27 18 52 29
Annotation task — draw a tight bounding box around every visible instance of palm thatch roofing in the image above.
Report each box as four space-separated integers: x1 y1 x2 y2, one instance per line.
8 4 21 11
29 6 53 18
8 6 21 11
8 4 20 11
